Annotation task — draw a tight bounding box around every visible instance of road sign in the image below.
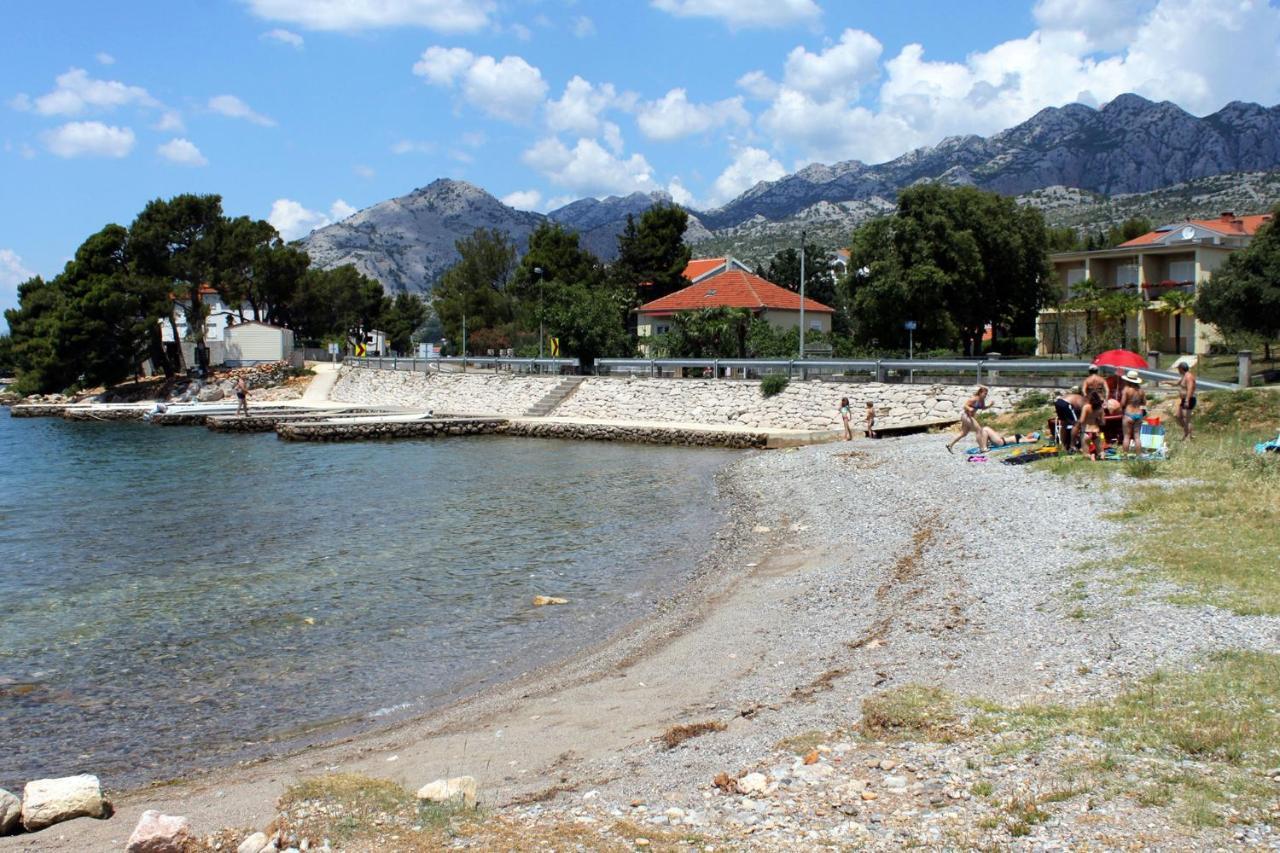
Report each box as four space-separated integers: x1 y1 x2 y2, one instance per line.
354 341 367 357
327 342 339 355
904 320 917 331
549 337 560 357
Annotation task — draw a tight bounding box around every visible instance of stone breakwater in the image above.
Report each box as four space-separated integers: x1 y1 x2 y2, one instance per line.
332 369 1029 431
500 420 769 449
277 417 507 442
330 368 558 414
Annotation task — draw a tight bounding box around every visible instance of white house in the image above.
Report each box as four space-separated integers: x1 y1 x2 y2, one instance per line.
225 321 296 366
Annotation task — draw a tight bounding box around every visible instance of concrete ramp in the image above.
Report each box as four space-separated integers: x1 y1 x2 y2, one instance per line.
302 362 341 403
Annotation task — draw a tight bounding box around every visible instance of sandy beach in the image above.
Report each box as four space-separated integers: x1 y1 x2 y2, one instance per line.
4 431 1278 851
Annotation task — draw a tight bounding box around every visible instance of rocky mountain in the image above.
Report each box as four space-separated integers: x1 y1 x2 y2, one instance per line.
698 95 1280 229
300 95 1280 293
300 179 544 292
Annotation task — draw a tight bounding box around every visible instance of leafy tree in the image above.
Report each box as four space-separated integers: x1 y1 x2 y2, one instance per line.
1156 289 1197 353
846 185 1053 354
5 276 67 393
129 193 223 372
657 307 752 358
291 265 384 346
380 291 428 353
211 216 310 325
764 242 838 308
1197 210 1280 359
614 204 691 301
1046 226 1083 253
0 334 14 376
1097 290 1145 350
432 228 518 353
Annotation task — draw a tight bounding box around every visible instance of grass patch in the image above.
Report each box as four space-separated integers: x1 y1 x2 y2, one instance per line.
981 651 1280 827
987 403 1054 435
774 729 829 755
660 720 726 749
861 685 962 741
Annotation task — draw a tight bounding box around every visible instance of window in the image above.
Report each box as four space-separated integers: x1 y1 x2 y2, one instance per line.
809 319 822 331
1115 264 1139 287
657 324 670 335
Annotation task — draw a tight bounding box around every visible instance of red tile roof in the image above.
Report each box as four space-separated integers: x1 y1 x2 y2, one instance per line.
638 269 835 315
684 258 727 281
1120 212 1273 247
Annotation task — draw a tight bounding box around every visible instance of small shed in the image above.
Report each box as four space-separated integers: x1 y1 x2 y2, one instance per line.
225 321 295 366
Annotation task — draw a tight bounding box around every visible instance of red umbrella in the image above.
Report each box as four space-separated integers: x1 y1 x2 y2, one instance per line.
1092 349 1149 370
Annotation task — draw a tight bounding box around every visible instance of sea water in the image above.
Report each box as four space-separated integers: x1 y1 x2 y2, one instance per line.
0 413 734 790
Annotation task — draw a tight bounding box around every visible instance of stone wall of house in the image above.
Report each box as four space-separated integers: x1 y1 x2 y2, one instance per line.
329 368 559 415
554 377 1027 431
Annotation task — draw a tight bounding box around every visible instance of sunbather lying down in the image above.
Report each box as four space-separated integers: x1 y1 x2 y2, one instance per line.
982 426 1035 447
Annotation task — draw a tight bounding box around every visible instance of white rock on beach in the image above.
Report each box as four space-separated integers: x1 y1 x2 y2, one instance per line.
416 776 477 809
0 788 20 835
126 809 194 852
237 831 270 853
532 595 568 607
736 772 768 796
21 774 110 831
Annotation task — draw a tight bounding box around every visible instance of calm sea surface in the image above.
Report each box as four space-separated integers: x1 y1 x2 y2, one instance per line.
0 413 734 790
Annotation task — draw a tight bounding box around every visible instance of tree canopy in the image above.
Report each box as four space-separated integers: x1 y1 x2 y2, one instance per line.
1197 208 1280 345
613 203 691 300
431 228 518 352
847 184 1054 354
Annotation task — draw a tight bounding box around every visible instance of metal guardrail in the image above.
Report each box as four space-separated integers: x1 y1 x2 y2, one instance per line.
345 355 1239 389
345 356 579 373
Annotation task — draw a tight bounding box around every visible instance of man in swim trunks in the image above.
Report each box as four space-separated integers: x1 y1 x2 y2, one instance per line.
1055 387 1084 450
235 375 249 417
1176 362 1197 440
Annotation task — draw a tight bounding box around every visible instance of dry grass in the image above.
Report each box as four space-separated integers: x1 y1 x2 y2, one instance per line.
861 685 963 741
660 720 727 749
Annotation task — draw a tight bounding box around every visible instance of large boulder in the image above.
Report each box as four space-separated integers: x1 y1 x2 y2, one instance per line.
0 788 20 835
197 386 225 402
126 810 194 852
416 776 477 809
21 774 110 831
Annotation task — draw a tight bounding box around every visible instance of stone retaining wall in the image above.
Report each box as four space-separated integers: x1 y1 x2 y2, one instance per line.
499 420 768 449
8 404 70 418
60 407 147 422
330 369 557 415
555 378 1028 431
277 418 507 442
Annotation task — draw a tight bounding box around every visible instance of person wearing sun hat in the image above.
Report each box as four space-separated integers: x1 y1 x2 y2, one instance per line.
1119 369 1147 455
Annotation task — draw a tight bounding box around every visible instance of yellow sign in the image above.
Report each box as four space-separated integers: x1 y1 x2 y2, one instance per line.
549 337 560 357
354 342 367 357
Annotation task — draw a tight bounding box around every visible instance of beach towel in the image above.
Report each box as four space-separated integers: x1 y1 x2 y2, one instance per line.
1256 432 1280 455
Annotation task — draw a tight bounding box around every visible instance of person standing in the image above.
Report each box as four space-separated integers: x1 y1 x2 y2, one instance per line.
1176 362 1197 440
1119 370 1147 454
839 397 853 441
235 375 249 417
946 385 990 454
864 401 877 439
1082 365 1108 404
1073 386 1106 453
1054 387 1084 450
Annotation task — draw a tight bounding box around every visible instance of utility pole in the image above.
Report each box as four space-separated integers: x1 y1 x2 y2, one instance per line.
799 230 806 361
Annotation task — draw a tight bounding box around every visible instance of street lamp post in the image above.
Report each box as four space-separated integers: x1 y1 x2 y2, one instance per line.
535 266 544 366
799 230 806 361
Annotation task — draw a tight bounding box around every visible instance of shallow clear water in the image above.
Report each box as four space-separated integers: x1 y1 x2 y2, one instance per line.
0 413 734 790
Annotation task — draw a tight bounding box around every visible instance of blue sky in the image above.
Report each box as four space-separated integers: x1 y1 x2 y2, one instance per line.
3 0 1279 326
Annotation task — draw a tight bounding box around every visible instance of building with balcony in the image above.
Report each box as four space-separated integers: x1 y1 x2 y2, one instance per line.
1036 212 1271 355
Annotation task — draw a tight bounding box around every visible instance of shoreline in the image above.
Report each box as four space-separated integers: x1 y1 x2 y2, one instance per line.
5 431 1278 849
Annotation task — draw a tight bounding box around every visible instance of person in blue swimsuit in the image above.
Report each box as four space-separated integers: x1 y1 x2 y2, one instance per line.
1119 369 1146 454
947 385 989 453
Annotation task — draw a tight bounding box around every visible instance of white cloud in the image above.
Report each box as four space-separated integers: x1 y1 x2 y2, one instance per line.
95 52 115 65
756 0 1280 165
736 70 778 100
331 199 357 220
708 147 786 206
154 111 185 132
412 47 547 123
242 0 494 32
650 0 821 28
1 248 35 298
571 15 596 37
666 177 695 207
42 121 135 158
782 28 882 100
545 76 627 136
267 198 357 240
208 94 276 126
354 163 376 178
1034 0 1156 51
522 136 657 196
21 67 157 116
391 139 435 155
510 23 532 41
157 138 208 166
636 88 749 141
501 189 542 210
263 28 305 47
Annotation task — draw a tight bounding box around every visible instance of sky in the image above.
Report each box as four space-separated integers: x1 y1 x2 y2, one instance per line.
3 0 1280 327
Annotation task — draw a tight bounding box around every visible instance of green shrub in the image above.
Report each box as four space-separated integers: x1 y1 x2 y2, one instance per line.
1015 391 1052 410
760 373 789 397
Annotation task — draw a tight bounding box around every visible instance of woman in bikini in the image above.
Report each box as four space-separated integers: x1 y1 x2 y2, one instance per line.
1119 369 1146 455
946 385 989 454
1176 362 1197 440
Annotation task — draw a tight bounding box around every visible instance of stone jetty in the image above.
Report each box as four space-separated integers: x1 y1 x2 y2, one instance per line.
277 416 507 442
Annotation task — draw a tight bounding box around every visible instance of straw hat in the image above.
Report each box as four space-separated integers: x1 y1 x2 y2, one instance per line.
1123 369 1144 385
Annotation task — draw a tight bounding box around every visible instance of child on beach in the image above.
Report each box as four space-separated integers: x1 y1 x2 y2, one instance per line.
839 398 853 441
864 402 876 438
